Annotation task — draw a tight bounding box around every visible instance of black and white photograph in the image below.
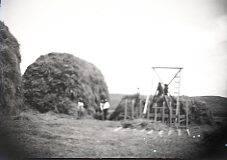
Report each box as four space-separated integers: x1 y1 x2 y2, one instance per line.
0 0 227 159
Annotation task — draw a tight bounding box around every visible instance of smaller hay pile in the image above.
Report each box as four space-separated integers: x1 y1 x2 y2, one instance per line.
23 53 109 116
109 94 143 120
121 119 170 131
0 21 23 115
110 94 214 125
180 96 214 125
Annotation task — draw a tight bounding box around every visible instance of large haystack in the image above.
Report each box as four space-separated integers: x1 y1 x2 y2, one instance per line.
23 53 109 116
0 21 23 115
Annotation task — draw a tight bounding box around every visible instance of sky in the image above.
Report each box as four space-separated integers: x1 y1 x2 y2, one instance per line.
0 0 227 97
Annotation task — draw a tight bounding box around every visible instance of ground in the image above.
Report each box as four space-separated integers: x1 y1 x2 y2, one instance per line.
1 110 223 159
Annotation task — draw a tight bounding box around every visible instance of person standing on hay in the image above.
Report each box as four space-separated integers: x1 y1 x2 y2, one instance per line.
163 84 169 96
157 82 163 96
154 82 164 107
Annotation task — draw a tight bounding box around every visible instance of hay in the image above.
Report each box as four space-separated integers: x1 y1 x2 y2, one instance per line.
23 53 109 116
109 94 142 120
179 96 214 125
110 94 214 125
0 21 23 115
121 119 169 131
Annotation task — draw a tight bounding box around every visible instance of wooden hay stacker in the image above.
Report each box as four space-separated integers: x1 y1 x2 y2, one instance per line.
123 66 189 129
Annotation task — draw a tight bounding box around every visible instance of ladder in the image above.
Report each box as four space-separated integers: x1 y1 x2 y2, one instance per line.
173 72 188 129
146 67 190 128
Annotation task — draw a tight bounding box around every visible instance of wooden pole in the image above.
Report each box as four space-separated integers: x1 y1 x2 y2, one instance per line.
147 101 150 120
178 100 180 127
135 100 137 119
152 66 183 69
162 101 165 123
176 96 180 127
124 99 128 120
131 99 135 120
143 95 149 114
186 101 189 128
154 103 157 122
139 99 142 118
169 101 172 126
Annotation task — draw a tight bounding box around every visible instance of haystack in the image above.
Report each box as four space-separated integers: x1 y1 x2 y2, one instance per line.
110 94 214 125
0 21 23 115
109 94 143 120
23 53 109 116
181 96 214 125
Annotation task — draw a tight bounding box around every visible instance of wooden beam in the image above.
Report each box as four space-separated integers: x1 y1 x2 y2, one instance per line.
162 102 165 123
178 100 180 127
147 101 150 120
186 101 189 128
143 95 149 114
131 99 134 120
153 106 167 109
154 103 157 122
169 101 172 126
149 113 173 118
135 100 138 119
124 99 128 120
139 99 142 118
153 67 183 69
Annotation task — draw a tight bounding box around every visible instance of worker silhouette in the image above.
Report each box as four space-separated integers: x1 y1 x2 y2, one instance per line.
164 84 169 95
157 82 163 96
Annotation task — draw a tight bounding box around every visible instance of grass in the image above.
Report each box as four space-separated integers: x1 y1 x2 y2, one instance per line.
1 110 222 159
1 93 226 159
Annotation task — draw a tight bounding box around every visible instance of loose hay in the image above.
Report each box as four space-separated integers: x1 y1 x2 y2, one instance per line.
0 21 23 115
23 53 109 116
110 94 214 125
121 119 170 131
109 94 143 120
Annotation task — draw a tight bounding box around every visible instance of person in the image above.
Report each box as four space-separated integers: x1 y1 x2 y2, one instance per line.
99 99 104 111
70 90 75 101
163 84 169 95
77 98 85 118
157 82 163 96
99 99 104 119
102 99 110 120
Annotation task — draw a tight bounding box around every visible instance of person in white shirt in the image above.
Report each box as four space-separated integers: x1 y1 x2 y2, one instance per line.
100 99 104 110
77 98 84 118
99 99 104 119
102 99 110 120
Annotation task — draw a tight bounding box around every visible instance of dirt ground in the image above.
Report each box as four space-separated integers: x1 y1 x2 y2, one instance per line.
0 111 225 159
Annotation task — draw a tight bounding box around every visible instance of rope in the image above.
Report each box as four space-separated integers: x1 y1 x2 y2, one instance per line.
168 69 182 86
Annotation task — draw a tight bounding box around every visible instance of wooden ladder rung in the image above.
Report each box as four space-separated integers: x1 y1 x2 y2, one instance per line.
178 126 187 129
152 107 165 109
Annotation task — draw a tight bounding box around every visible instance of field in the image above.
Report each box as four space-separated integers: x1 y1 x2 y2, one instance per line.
0 94 226 159
0 110 225 159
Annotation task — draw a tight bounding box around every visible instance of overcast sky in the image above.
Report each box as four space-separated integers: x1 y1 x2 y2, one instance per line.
0 0 227 97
